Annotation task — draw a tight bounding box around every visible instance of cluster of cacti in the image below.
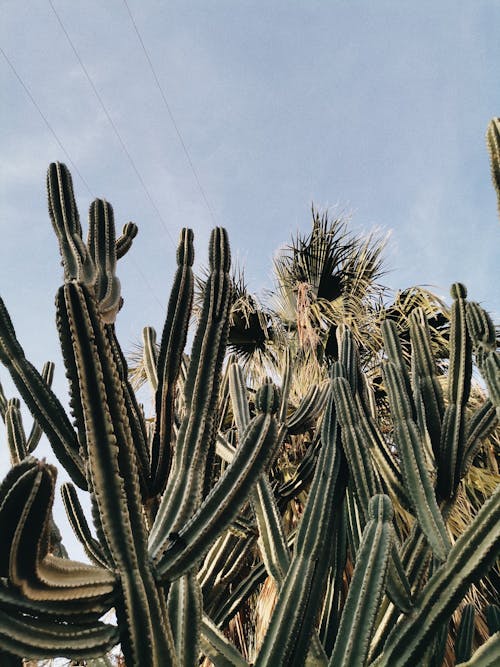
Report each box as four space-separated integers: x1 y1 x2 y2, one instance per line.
0 163 499 666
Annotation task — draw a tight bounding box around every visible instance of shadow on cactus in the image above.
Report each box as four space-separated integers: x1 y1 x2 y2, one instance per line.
0 163 498 667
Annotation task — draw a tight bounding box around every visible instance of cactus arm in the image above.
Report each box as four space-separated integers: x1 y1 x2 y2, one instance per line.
375 483 500 667
26 362 54 453
228 362 251 431
105 324 151 499
0 297 86 489
345 486 363 558
254 379 343 667
212 558 268 627
0 459 114 603
200 532 242 595
47 162 95 285
318 502 348 655
368 527 432 663
466 302 500 417
286 382 329 434
339 323 361 391
5 401 27 464
142 326 159 391
61 483 109 568
351 386 412 613
381 320 416 420
56 282 176 666
87 199 121 323
486 117 500 220
383 361 451 561
462 398 497 477
0 378 7 420
484 353 500 414
329 496 394 667
0 576 113 622
456 632 500 667
252 478 291 585
0 608 119 660
154 389 281 580
200 615 249 667
253 549 320 666
149 228 232 550
465 302 496 373
27 555 115 600
409 310 444 463
167 572 202 667
278 346 293 423
355 386 408 508
332 376 378 516
455 604 475 664
429 618 449 667
276 438 320 506
385 542 413 613
229 362 290 584
115 221 138 259
151 228 195 494
486 605 500 635
215 432 237 462
438 283 472 498
56 283 148 561
201 527 258 603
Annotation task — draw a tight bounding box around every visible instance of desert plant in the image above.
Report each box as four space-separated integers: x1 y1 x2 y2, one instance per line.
486 117 500 221
0 164 498 667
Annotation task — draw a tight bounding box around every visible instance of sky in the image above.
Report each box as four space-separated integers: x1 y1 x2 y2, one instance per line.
1 0 499 558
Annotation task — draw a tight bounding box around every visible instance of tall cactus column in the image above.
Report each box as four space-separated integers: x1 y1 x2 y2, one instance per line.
486 117 500 221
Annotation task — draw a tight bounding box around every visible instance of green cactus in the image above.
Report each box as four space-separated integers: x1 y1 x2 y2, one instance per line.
486 117 500 220
374 482 500 666
0 163 498 666
0 164 284 665
455 603 475 664
329 495 394 667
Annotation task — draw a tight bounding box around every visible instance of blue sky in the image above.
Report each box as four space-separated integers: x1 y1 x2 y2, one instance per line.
1 1 499 555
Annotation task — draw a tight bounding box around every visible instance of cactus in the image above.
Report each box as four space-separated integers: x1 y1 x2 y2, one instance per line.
328 495 394 667
486 117 500 220
0 163 498 666
455 603 475 664
0 164 282 665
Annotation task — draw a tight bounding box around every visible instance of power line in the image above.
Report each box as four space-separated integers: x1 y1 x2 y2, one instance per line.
48 0 176 248
122 0 219 227
1 44 165 311
1 46 93 197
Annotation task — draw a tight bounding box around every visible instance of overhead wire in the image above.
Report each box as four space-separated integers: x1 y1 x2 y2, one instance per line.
1 46 93 197
1 43 165 311
47 0 176 248
122 0 219 227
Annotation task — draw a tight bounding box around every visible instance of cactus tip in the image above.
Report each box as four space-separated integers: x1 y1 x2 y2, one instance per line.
255 381 280 414
177 228 195 267
369 494 393 522
450 283 467 300
209 227 231 272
